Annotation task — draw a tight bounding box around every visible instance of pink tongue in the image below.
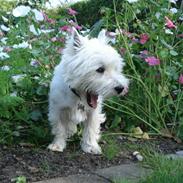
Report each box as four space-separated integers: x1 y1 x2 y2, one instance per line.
90 94 98 109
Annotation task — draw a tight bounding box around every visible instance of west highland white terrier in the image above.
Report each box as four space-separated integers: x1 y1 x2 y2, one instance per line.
48 28 129 154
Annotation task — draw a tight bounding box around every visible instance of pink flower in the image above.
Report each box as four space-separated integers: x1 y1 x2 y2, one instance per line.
139 33 149 44
42 11 55 24
178 74 183 84
3 47 12 52
106 31 117 38
60 25 72 32
47 18 56 24
68 8 77 16
50 37 57 42
177 34 183 38
165 16 176 29
57 47 63 54
145 56 160 66
139 50 149 58
0 31 4 37
57 37 65 43
69 20 82 30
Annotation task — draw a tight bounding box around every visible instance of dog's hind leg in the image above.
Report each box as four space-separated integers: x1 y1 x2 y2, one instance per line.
81 106 106 154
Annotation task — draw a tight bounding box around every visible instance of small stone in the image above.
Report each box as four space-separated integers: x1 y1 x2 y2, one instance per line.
133 151 139 156
136 154 143 161
132 151 143 161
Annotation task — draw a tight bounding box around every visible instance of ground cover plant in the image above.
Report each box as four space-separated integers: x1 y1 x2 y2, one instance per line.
114 154 183 183
0 0 183 147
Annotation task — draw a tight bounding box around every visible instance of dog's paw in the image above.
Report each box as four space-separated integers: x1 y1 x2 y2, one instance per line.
47 143 65 152
81 143 102 154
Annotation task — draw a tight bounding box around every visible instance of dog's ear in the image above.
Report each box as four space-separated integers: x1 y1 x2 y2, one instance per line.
72 27 83 50
98 29 110 44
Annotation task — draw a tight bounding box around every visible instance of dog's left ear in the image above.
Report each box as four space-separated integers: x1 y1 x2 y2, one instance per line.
98 29 110 44
72 27 83 50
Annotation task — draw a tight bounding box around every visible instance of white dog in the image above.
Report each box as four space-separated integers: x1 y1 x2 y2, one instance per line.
48 28 129 154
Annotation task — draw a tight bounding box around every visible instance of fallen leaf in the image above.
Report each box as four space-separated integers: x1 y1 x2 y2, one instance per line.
142 132 150 139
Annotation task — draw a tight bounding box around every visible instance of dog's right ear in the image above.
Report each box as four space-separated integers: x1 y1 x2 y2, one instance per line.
98 29 110 44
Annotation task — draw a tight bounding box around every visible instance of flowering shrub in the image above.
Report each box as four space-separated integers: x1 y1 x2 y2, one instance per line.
0 4 82 144
103 0 183 139
0 0 183 145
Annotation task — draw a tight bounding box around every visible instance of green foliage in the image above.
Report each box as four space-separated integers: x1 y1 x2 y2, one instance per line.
103 0 183 138
103 137 120 160
15 176 26 183
59 0 125 27
141 153 183 183
0 0 183 146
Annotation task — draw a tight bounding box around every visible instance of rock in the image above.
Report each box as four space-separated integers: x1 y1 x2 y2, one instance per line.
166 154 183 160
176 151 183 156
34 163 151 183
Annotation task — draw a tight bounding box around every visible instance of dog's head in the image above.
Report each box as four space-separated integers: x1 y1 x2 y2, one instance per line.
62 28 129 108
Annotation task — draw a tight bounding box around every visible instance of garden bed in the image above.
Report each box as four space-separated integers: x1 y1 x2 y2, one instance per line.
0 136 183 183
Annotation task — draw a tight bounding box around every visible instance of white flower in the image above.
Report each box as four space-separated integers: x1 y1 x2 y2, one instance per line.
33 76 40 80
0 52 9 59
13 41 29 49
165 29 174 34
179 16 183 21
12 5 31 17
32 9 44 21
12 74 26 83
1 65 10 71
2 16 8 22
10 91 17 97
41 29 55 33
1 24 10 32
0 47 10 59
1 37 8 44
170 8 178 14
29 24 41 35
127 0 138 3
155 12 161 19
169 0 178 4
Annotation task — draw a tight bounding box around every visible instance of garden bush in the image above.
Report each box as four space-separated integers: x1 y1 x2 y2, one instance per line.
0 0 183 146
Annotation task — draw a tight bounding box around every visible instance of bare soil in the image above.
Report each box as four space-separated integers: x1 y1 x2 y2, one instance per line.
0 137 183 183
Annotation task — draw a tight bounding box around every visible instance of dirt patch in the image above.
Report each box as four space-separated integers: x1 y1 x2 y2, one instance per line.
0 137 183 183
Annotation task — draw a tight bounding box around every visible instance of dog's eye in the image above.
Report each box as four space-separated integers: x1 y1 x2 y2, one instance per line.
96 67 105 73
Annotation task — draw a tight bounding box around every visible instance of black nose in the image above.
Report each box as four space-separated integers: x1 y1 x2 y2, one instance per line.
114 86 124 94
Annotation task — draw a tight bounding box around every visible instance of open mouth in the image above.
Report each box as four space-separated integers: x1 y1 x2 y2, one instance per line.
86 91 98 109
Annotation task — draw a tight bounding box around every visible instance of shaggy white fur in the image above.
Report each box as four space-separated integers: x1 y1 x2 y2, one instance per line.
48 28 129 154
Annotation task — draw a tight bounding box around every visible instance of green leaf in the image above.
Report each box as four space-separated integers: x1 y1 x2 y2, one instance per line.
110 115 121 129
159 49 169 59
170 50 178 56
30 110 42 121
158 85 169 97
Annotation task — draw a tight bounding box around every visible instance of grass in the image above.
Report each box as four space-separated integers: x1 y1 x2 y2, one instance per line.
102 137 120 160
113 148 183 183
140 153 183 183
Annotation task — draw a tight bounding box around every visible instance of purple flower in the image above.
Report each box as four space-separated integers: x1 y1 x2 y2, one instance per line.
30 60 39 67
145 56 160 66
139 50 149 59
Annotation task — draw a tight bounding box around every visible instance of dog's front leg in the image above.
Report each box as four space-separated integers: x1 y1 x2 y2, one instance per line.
81 107 106 154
